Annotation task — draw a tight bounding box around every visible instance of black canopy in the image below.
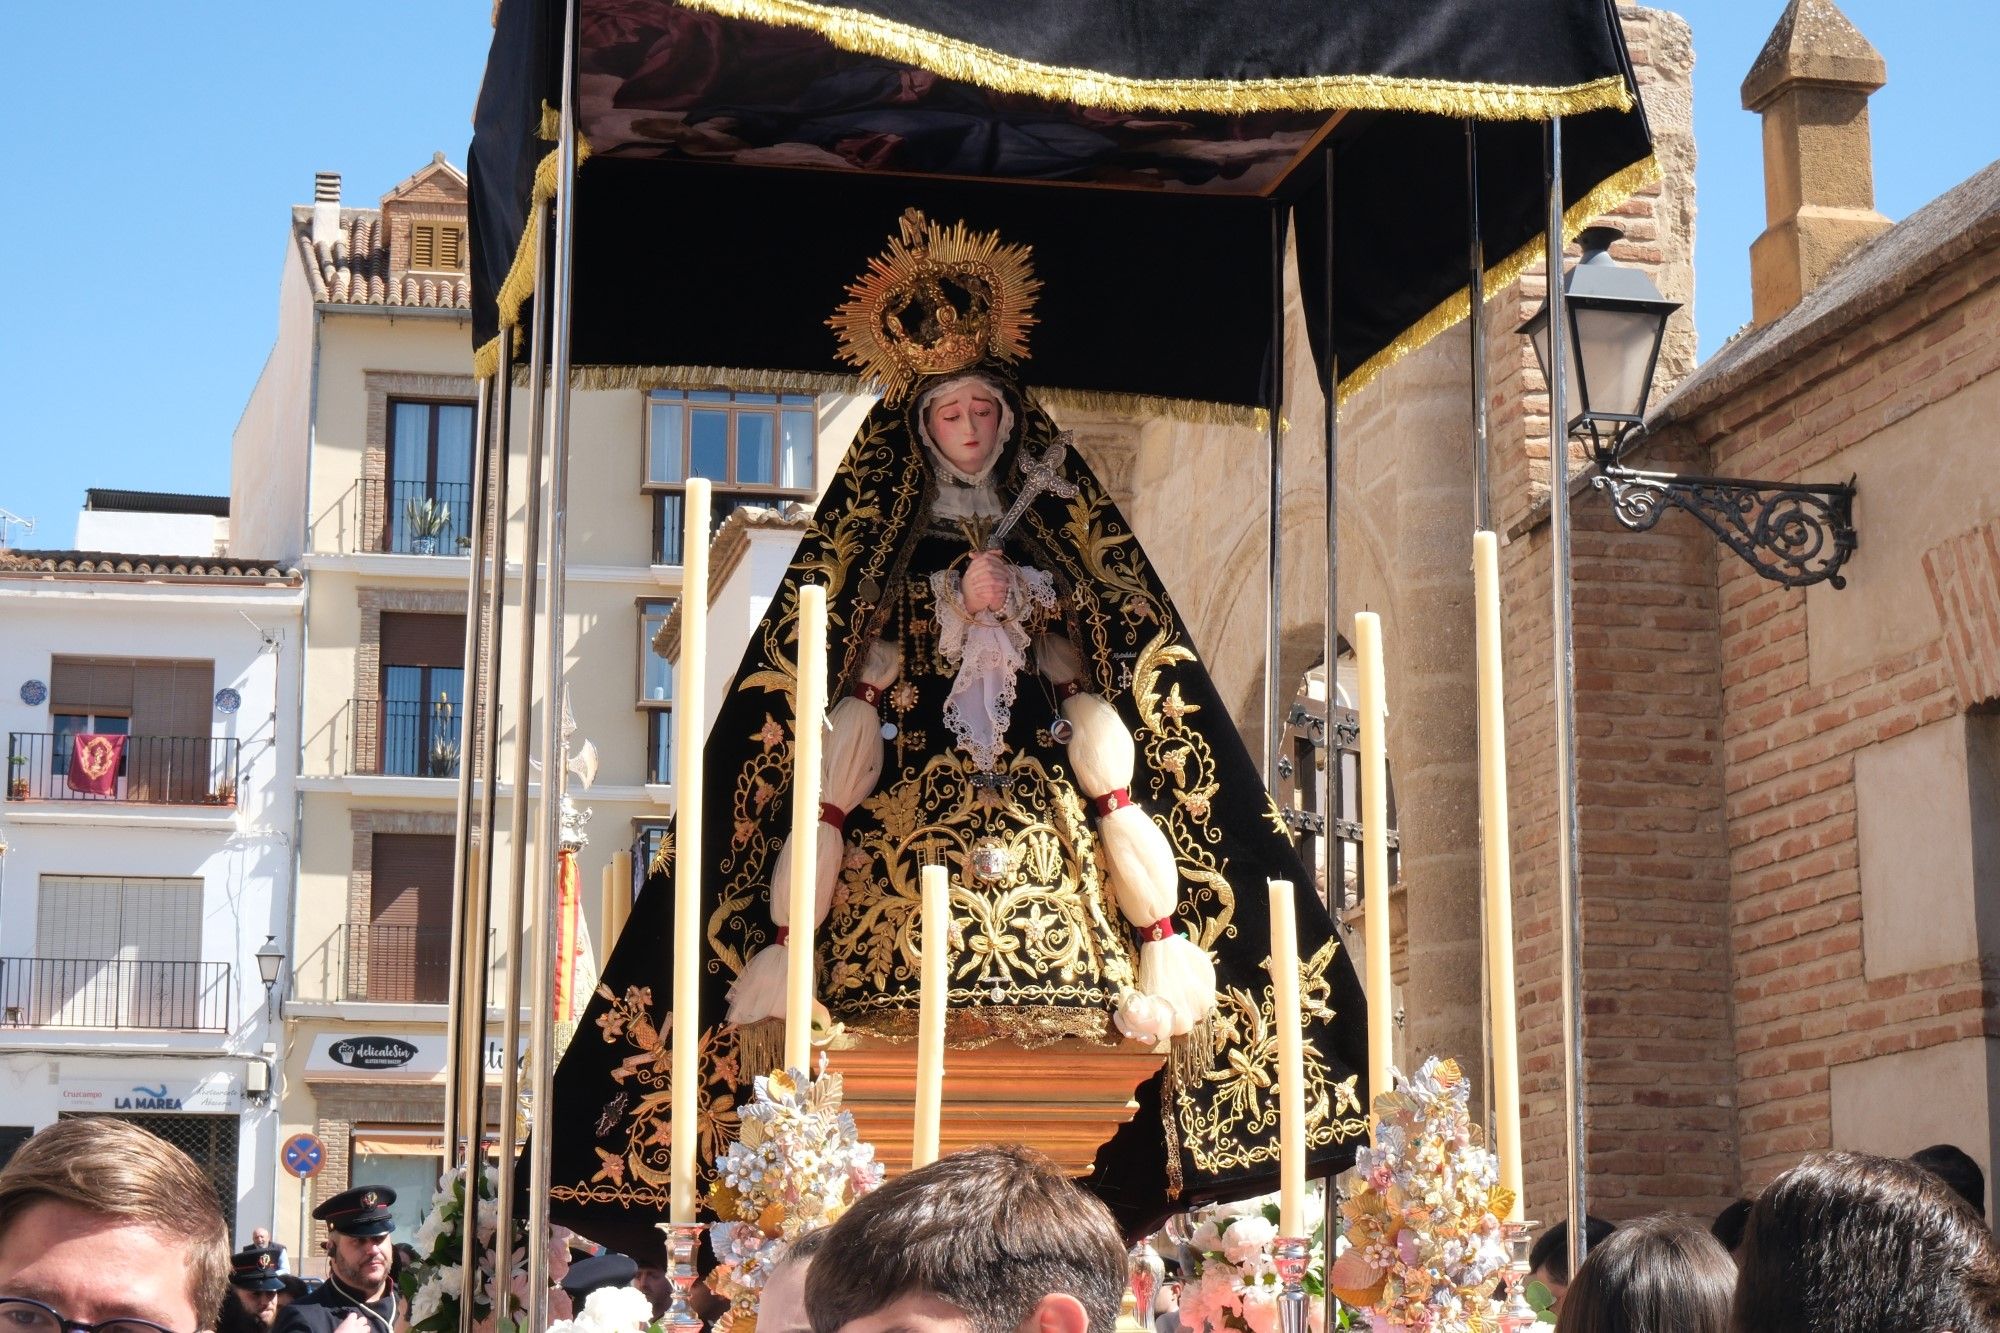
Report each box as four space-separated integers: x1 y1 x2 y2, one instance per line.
468 0 1656 417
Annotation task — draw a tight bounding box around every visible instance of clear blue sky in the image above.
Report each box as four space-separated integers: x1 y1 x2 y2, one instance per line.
1 3 1991 551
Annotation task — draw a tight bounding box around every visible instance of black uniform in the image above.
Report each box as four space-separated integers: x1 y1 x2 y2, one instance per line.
272 1276 398 1333
275 1186 400 1333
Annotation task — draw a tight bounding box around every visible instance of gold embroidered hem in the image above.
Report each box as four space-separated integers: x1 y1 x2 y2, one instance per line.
671 0 1635 120
837 1003 1116 1049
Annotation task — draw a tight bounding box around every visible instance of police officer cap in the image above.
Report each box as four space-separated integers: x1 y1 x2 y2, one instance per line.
559 1251 638 1301
229 1244 287 1292
313 1185 398 1237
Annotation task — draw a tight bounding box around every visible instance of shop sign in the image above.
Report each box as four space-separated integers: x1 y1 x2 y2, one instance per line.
58 1075 238 1114
325 1037 421 1071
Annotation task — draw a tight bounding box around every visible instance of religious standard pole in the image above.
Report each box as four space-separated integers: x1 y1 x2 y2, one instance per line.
1264 206 1288 788
491 199 553 1319
441 373 491 1166
1317 144 1343 1333
1544 117 1591 1279
525 0 583 1320
1465 118 1496 1143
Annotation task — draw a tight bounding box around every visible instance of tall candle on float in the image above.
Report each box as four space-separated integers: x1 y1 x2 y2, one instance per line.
1474 532 1524 1214
912 863 949 1169
1267 878 1307 1237
1354 611 1394 1114
609 848 632 943
669 477 710 1224
784 585 828 1075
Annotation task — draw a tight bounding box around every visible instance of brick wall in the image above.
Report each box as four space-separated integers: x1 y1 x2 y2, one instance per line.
1653 228 2000 1187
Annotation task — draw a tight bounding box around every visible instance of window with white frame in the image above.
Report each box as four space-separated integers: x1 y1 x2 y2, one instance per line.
645 390 816 564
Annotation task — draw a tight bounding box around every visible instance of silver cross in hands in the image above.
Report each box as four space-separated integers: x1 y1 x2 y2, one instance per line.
986 431 1080 550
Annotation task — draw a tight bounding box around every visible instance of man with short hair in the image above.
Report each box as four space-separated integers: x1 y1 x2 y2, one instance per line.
0 1117 229 1333
758 1227 828 1333
1524 1215 1616 1314
274 1188 399 1333
1910 1143 1988 1220
806 1145 1125 1333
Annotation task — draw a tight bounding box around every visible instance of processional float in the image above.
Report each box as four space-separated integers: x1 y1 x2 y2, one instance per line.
441 1 1659 1328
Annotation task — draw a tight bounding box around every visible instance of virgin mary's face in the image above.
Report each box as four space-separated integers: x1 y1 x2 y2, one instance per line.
924 383 1004 476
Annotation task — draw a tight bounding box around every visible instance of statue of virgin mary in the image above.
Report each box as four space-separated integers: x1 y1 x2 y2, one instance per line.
546 210 1370 1246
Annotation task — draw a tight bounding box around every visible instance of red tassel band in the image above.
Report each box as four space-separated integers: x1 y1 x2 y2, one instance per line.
1055 679 1085 700
851 681 883 707
776 926 790 945
1092 787 1133 817
1134 918 1176 944
819 802 845 831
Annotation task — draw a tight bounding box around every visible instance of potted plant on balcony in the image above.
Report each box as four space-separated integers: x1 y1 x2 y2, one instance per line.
405 497 452 555
427 692 460 778
7 754 27 801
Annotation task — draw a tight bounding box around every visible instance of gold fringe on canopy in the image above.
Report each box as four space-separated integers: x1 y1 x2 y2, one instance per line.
1335 152 1663 408
673 0 1636 120
475 107 594 382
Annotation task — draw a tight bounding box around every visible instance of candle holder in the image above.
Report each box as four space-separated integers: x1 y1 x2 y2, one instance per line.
1493 1219 1539 1333
1127 1241 1165 1333
1273 1236 1310 1333
658 1220 705 1333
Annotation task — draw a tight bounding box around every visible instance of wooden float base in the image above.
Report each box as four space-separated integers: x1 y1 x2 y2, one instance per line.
823 1033 1167 1176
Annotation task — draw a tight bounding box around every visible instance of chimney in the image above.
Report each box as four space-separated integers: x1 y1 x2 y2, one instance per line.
311 172 342 248
1741 0 1891 327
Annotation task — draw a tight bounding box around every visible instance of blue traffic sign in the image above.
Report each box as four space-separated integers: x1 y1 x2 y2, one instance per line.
282 1132 325 1179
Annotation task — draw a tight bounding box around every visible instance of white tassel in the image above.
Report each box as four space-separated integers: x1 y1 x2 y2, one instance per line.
728 641 901 1027
1038 634 1215 1035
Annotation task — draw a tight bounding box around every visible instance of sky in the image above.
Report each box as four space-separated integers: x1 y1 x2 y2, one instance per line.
1 2 1992 551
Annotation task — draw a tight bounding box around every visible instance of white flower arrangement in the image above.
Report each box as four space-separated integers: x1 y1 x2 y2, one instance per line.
706 1066 883 1333
546 1284 663 1333
1168 1190 1340 1333
396 1163 573 1333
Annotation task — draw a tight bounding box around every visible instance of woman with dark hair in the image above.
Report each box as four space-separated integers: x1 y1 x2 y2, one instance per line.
1732 1151 2000 1333
1551 1215 1733 1333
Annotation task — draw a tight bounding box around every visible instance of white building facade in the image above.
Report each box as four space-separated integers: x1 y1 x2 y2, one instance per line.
0 534 302 1249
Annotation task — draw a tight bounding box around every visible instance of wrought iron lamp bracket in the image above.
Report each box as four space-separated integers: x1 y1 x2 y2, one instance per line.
1587 432 1857 590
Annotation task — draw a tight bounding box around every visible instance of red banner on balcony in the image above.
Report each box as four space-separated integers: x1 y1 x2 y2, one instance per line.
66 733 126 796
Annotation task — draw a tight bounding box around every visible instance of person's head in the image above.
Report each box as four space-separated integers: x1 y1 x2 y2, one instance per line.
275 1276 311 1311
1551 1214 1734 1333
0 1118 229 1333
249 1231 270 1249
225 1246 286 1328
761 1228 828 1333
632 1265 670 1319
1708 1199 1752 1260
1529 1216 1617 1310
806 1145 1125 1333
560 1252 639 1309
1912 1144 1988 1220
1732 1150 2000 1333
311 1186 397 1299
918 376 1014 483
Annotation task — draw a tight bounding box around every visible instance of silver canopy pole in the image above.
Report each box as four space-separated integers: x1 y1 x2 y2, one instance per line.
1465 117 1497 1142
442 373 491 1167
525 0 582 1320
1544 116 1591 1278
1264 206 1287 788
1318 145 1343 1333
491 198 552 1320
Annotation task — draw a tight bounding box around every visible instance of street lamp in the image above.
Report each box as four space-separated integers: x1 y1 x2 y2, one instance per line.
1520 225 1857 589
255 935 285 1021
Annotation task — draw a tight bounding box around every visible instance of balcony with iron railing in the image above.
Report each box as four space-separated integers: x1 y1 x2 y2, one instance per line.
0 957 231 1031
349 699 461 778
344 923 465 1004
357 477 476 556
6 733 240 806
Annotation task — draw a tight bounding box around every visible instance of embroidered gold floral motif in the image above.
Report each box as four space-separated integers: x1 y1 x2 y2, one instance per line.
556 984 741 1208
1174 937 1369 1174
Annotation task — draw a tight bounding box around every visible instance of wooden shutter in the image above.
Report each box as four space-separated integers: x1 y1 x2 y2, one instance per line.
380 613 465 668
412 223 436 269
50 657 136 713
369 834 453 926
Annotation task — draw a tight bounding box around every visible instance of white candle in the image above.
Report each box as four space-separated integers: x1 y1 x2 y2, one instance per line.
912 863 949 1169
1267 878 1307 1237
1354 611 1394 1117
785 584 828 1075
670 476 710 1223
609 849 632 944
1474 531 1524 1215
